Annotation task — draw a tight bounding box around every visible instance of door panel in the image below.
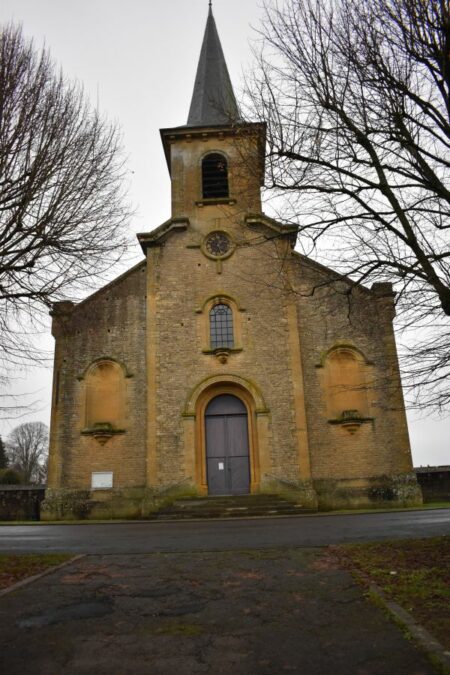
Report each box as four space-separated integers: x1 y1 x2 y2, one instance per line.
205 416 226 457
226 415 248 457
207 457 227 495
205 415 226 495
229 456 250 495
205 395 250 496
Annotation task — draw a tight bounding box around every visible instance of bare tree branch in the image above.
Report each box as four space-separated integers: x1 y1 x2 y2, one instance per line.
0 23 132 377
244 0 450 410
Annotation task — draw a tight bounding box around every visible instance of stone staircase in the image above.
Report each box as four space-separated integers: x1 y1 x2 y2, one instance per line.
152 494 315 520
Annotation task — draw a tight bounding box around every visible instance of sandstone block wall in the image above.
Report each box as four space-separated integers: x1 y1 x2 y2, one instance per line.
45 122 421 516
291 254 413 486
48 262 148 492
146 216 301 488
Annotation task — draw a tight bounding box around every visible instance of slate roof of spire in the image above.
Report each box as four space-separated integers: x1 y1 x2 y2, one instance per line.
187 6 241 127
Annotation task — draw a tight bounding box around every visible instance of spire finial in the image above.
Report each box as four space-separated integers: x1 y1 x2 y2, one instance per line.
187 2 241 126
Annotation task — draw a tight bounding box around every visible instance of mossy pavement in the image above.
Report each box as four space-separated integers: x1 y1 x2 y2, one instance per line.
0 548 439 674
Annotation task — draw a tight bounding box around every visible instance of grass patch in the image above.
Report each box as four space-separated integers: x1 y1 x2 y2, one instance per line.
240 549 289 560
0 553 72 590
318 502 450 516
151 620 203 637
335 536 450 650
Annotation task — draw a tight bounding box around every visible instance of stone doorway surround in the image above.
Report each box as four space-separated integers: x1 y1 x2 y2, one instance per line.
205 394 250 496
182 375 271 495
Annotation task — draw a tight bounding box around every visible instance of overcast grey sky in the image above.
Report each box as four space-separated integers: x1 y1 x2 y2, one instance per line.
0 0 448 466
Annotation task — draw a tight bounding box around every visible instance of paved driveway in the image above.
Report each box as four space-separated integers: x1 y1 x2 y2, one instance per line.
0 509 449 554
0 548 437 675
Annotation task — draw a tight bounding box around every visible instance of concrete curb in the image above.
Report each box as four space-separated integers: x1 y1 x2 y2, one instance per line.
368 582 450 674
0 554 85 598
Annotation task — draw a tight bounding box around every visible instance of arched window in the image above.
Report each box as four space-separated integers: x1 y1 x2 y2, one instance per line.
85 360 125 429
324 348 369 419
210 303 234 349
202 153 229 199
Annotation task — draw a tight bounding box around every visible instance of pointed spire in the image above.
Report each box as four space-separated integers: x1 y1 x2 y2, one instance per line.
187 5 241 127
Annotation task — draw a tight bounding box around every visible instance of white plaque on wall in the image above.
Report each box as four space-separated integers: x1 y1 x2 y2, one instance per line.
91 471 113 489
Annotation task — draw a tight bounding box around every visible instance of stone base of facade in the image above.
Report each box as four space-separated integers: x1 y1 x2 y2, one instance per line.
140 482 201 518
41 483 202 521
41 487 146 521
41 472 422 520
260 476 319 510
313 472 423 511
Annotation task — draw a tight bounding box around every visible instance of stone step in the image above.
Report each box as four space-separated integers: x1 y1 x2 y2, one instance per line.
155 510 311 520
153 494 315 520
165 494 296 505
159 497 300 507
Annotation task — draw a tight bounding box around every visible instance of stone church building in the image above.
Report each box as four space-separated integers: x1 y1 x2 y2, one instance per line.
43 8 422 519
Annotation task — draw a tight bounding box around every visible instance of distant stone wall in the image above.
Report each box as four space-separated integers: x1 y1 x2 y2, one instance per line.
0 486 46 521
415 467 450 503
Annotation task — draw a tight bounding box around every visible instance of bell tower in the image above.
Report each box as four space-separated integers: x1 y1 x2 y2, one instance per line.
159 4 265 230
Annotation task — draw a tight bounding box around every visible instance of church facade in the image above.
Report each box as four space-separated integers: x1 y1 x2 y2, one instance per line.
43 8 422 520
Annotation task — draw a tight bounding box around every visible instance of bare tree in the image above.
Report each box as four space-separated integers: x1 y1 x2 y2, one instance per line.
0 435 8 469
6 421 48 483
0 24 131 372
245 0 450 410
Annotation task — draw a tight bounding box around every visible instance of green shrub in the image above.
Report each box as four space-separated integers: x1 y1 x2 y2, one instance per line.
0 468 22 485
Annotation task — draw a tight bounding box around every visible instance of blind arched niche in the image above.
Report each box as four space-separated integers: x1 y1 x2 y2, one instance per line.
85 360 125 430
324 348 369 420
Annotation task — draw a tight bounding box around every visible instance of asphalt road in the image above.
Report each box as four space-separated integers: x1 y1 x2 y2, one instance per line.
0 508 449 554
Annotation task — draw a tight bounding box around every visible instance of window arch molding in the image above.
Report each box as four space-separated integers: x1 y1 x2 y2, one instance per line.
78 357 133 382
197 292 245 315
316 343 371 369
200 151 230 200
196 294 244 356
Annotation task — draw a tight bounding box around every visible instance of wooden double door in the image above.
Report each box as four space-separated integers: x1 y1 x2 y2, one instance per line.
205 394 250 495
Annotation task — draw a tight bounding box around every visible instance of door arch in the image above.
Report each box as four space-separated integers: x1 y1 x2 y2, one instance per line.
185 376 267 494
205 394 250 495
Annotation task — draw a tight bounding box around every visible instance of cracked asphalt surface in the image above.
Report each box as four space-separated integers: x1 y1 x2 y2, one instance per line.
0 548 438 674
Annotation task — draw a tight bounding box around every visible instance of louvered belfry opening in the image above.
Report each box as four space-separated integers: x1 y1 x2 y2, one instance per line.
202 153 229 199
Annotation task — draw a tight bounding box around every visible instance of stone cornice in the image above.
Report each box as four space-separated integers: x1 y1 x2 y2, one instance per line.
137 218 190 253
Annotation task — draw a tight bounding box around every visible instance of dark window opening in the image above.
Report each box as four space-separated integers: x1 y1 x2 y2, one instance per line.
210 303 234 349
202 153 229 199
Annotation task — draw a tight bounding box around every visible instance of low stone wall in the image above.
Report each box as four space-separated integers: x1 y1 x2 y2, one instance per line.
0 486 46 521
415 467 450 503
41 482 200 521
313 472 423 511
